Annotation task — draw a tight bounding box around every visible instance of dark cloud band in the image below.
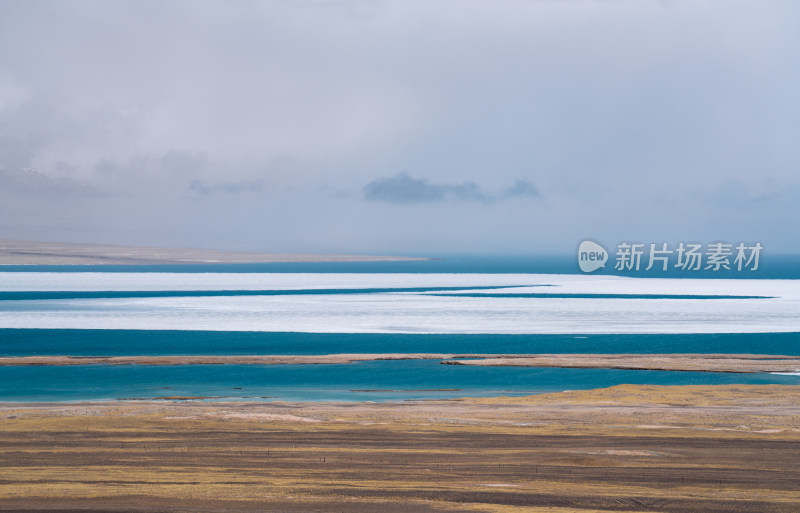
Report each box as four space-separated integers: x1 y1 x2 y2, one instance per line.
363 173 539 204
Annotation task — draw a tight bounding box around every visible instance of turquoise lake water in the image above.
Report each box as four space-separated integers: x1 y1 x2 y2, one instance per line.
1 256 798 402
1 254 799 277
2 360 798 403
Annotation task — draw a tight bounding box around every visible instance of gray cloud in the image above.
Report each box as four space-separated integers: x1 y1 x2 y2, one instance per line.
189 179 265 195
363 173 487 203
363 173 447 203
0 168 104 198
364 173 539 204
0 1 798 253
502 179 540 200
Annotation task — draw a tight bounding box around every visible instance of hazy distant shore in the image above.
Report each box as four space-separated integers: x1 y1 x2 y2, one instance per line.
2 353 799 373
0 239 425 265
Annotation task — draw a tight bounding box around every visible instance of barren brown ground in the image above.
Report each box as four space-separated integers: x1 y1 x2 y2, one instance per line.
1 384 799 513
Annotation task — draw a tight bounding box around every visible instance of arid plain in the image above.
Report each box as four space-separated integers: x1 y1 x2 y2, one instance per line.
2 384 799 513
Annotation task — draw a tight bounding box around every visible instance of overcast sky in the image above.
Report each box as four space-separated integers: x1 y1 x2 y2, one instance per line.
1 0 798 255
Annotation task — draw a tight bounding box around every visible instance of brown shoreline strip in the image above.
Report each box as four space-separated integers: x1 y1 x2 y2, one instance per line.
0 238 426 265
1 353 799 373
440 355 800 374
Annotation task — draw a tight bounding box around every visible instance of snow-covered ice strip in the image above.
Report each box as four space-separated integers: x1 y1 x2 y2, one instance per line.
1 273 798 300
423 277 800 299
0 272 551 292
0 291 798 334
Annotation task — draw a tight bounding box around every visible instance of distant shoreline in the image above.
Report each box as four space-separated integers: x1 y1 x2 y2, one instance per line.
2 353 799 373
0 239 425 265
